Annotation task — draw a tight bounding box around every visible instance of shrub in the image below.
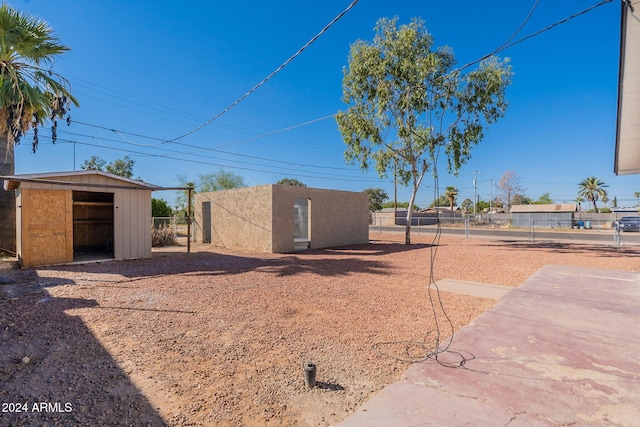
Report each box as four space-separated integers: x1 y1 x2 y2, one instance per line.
152 225 177 247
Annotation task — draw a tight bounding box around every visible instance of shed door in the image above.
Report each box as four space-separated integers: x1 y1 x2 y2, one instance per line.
20 189 73 267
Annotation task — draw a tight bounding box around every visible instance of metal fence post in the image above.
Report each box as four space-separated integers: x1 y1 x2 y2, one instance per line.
529 219 535 242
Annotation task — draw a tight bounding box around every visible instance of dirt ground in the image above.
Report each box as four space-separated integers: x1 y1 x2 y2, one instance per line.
1 232 638 426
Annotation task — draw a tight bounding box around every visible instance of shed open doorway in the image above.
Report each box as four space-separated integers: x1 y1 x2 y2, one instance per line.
294 197 311 250
72 191 114 261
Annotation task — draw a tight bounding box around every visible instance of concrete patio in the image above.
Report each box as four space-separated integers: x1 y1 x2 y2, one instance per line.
340 264 640 426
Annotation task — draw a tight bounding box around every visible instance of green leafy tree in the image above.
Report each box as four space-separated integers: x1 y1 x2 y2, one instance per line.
511 193 532 206
152 198 173 217
0 5 78 252
577 176 608 213
444 186 459 210
382 201 421 211
81 155 136 178
198 169 246 192
533 192 554 205
364 187 389 211
277 178 307 187
336 17 511 244
105 156 135 178
429 195 450 208
476 199 491 212
461 198 473 212
80 155 107 172
175 175 196 216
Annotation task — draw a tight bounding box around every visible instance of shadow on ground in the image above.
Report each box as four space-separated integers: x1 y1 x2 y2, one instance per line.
0 273 165 426
488 241 640 257
28 241 433 281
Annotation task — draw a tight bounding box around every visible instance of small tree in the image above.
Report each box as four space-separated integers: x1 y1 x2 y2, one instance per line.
81 155 135 178
198 169 246 192
175 175 196 216
577 176 608 213
511 194 532 205
106 156 135 178
336 17 511 244
429 195 449 208
444 186 459 211
461 198 473 213
152 198 173 217
534 192 554 205
498 170 524 211
364 188 389 211
81 155 106 171
277 178 307 187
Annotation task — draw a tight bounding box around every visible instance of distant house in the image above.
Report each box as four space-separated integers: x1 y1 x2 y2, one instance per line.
2 171 161 267
194 184 369 253
510 204 578 229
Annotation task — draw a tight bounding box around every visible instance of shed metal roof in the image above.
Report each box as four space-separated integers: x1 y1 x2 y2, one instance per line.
510 204 577 213
1 170 165 191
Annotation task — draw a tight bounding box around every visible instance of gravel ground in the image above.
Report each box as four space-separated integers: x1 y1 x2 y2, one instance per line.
1 233 638 426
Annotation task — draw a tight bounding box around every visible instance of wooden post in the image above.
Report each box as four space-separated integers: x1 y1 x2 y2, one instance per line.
187 187 192 254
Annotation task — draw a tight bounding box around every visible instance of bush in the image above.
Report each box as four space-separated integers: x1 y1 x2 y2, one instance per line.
152 225 177 247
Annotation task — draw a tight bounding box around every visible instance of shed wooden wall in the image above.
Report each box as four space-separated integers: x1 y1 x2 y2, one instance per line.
17 188 73 267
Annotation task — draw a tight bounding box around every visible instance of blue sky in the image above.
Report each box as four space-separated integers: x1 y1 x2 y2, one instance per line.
9 0 640 209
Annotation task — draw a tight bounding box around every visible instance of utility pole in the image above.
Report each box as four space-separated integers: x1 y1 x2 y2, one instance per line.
489 179 493 212
472 171 480 217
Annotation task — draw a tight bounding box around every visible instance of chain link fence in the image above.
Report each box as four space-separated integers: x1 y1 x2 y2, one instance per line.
369 213 640 247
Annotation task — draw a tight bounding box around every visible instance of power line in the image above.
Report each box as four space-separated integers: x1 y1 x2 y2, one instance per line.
63 0 610 159
456 0 615 72
28 134 392 184
166 0 359 143
65 121 353 171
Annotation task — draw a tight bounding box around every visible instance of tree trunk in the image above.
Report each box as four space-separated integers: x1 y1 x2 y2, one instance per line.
404 170 427 245
0 135 16 254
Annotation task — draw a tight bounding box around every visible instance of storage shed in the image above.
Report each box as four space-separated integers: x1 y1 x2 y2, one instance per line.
194 184 369 253
2 171 162 267
510 204 578 229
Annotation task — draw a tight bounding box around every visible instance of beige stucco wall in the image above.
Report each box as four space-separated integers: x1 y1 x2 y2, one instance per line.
195 184 369 253
195 185 274 253
271 185 369 252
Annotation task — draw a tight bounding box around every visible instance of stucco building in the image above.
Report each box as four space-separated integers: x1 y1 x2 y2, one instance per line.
194 184 369 253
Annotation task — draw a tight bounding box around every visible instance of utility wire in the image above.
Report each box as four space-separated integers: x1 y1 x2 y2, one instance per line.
166 0 359 143
58 128 357 172
64 0 608 158
30 134 392 184
456 0 614 72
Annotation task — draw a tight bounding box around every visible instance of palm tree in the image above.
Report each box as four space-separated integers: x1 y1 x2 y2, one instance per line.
0 5 78 253
444 186 459 211
577 177 608 213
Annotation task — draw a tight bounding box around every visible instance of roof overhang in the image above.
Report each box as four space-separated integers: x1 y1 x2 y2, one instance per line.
615 0 640 175
1 171 171 192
